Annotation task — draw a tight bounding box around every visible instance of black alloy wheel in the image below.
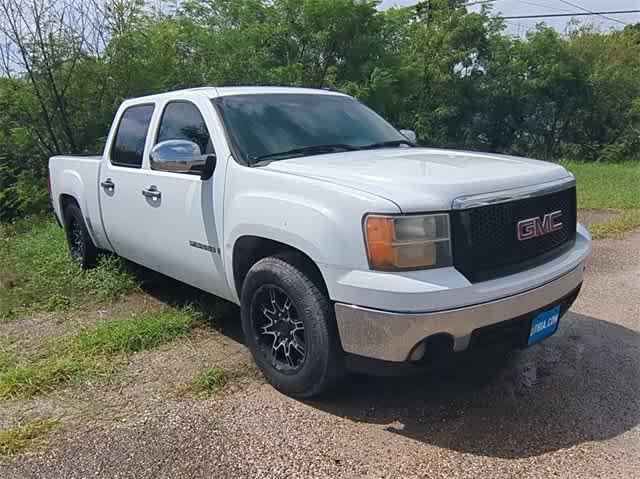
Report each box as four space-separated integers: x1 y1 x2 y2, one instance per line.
251 285 306 373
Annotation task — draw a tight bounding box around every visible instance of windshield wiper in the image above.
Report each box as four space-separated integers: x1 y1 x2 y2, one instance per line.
251 143 359 165
250 140 414 166
358 139 415 150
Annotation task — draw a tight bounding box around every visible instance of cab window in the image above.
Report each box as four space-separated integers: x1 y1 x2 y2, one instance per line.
110 104 155 168
152 101 214 173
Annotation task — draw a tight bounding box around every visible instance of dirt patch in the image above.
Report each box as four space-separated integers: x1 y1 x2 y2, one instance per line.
0 313 65 356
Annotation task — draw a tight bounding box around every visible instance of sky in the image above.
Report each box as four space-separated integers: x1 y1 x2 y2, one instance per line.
378 0 640 36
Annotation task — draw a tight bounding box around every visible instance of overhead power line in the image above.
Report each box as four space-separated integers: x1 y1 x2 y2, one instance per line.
466 1 497 5
501 10 640 20
516 1 573 15
465 1 637 25
558 0 628 26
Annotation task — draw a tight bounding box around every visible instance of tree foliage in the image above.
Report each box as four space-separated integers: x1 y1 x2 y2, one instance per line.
0 0 639 220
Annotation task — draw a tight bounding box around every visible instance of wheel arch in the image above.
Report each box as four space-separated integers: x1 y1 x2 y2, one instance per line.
59 193 80 224
58 193 101 249
232 235 329 302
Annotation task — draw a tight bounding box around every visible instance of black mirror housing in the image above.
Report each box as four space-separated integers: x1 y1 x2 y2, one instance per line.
200 154 216 180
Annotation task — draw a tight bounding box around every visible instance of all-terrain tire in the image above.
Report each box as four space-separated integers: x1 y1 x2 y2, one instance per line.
63 202 99 269
240 253 345 398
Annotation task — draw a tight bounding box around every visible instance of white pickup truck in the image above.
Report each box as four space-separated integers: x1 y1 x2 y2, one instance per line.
49 86 591 397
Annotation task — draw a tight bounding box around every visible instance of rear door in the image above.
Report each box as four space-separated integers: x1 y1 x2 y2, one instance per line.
99 103 156 266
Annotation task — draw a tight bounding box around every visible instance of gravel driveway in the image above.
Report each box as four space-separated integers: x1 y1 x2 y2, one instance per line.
1 229 639 478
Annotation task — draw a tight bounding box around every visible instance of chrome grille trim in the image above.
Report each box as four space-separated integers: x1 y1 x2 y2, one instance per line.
452 175 576 210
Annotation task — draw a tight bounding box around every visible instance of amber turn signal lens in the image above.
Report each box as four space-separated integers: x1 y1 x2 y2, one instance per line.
365 216 395 270
364 213 452 271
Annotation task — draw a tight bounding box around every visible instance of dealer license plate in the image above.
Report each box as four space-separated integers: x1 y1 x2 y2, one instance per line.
528 305 561 346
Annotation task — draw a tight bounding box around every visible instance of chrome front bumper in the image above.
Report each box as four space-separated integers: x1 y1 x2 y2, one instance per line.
334 262 585 362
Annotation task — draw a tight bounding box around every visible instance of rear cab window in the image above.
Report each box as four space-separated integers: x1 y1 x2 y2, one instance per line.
110 104 155 168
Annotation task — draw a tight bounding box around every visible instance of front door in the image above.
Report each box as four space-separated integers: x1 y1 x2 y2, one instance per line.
134 99 228 298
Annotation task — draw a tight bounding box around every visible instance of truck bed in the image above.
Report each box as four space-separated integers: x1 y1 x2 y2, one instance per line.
49 154 110 250
50 154 102 162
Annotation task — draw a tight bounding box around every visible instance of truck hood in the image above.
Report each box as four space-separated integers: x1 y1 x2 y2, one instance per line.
263 147 572 212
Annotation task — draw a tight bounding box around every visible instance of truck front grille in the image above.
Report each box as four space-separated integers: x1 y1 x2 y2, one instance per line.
450 186 577 283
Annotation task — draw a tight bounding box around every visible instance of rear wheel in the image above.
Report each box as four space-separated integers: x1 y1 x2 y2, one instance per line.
241 254 344 398
63 202 99 269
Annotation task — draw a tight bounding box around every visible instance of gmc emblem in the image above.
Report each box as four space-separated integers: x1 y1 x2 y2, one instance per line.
517 210 563 241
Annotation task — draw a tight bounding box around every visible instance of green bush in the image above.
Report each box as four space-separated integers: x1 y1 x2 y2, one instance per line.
0 173 50 221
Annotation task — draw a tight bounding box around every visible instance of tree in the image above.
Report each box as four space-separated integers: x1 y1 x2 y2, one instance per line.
399 0 497 147
0 0 638 221
568 25 640 161
0 0 104 154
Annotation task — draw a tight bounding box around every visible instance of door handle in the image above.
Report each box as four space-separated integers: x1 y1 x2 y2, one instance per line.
100 178 115 190
142 185 161 200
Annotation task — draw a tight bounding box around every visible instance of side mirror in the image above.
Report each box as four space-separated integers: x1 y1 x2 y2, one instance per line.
150 140 216 178
399 129 417 143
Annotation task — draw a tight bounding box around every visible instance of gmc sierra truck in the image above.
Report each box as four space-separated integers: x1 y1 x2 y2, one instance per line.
49 86 591 398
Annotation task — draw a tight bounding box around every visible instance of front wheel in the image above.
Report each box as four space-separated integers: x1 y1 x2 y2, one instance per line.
240 254 344 398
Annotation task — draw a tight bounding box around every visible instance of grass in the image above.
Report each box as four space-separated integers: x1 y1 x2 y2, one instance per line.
0 358 106 400
0 309 195 400
73 310 191 355
0 350 13 372
1 162 635 321
0 340 13 372
561 161 640 210
188 365 255 398
589 209 640 240
0 218 138 321
189 367 232 397
562 161 640 238
0 418 57 456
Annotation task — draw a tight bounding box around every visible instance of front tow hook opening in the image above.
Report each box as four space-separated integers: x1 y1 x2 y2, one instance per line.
408 334 455 364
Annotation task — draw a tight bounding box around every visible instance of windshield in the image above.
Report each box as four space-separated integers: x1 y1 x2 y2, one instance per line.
212 94 409 165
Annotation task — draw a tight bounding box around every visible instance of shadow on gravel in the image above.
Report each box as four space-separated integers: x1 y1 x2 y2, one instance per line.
309 312 640 459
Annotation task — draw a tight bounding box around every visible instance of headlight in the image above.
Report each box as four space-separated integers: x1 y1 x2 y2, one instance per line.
364 213 452 271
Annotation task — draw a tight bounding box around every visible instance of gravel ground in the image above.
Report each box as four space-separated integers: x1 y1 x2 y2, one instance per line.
1 227 639 478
